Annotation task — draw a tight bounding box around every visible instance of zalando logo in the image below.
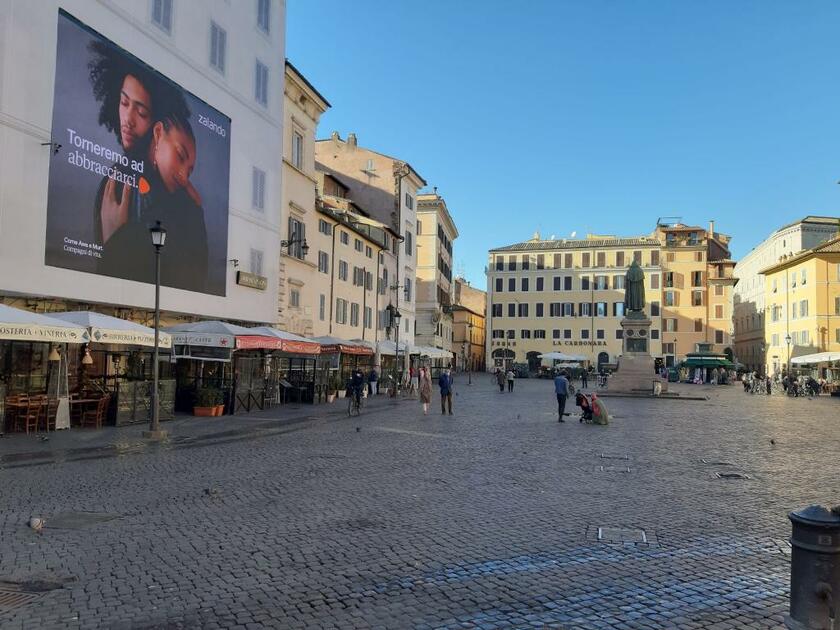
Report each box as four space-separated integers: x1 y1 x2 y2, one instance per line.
198 114 226 137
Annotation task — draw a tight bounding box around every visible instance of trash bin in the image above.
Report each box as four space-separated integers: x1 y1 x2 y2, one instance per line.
786 505 840 629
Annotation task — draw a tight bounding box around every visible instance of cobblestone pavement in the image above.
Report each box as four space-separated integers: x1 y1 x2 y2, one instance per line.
1 378 838 629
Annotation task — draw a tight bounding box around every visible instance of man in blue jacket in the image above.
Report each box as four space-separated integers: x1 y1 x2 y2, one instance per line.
439 369 453 415
554 370 570 422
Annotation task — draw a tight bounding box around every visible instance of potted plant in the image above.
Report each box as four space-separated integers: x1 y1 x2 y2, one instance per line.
194 387 221 417
213 389 225 416
326 374 341 403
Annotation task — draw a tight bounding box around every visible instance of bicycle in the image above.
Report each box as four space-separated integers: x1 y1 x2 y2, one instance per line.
347 388 363 416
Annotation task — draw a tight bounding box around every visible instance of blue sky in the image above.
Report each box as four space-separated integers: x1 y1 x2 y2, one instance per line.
287 0 840 287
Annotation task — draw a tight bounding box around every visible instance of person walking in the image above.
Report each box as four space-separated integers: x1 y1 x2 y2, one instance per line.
368 367 378 397
506 369 515 392
581 370 588 389
439 368 453 415
496 368 506 392
554 370 570 422
418 367 432 415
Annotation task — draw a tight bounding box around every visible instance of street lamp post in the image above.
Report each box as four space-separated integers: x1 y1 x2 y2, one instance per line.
145 221 167 439
467 321 474 385
387 304 402 394
785 333 792 376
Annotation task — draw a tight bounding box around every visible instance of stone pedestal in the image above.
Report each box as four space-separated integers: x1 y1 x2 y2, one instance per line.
607 313 667 394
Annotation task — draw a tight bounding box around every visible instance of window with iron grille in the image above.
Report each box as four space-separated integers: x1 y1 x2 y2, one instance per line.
287 217 305 259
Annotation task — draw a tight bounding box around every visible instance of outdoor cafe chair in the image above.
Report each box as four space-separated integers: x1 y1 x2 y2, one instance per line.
38 397 59 432
80 395 110 429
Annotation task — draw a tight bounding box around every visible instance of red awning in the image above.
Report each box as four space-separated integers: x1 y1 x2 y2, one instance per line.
320 343 373 356
235 335 321 355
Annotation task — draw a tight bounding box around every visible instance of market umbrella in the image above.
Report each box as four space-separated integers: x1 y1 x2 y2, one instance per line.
0 303 89 344
51 311 171 348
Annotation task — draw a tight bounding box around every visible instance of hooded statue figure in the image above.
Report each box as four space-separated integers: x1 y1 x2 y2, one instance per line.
624 260 646 315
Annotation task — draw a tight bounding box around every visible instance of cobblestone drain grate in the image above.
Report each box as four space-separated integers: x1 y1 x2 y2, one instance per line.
0 579 63 613
700 459 736 466
0 588 41 612
47 511 120 530
597 527 647 544
597 465 632 473
599 453 629 460
715 472 750 480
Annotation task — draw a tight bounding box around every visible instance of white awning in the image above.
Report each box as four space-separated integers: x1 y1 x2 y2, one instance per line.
377 340 412 356
791 351 840 365
413 345 452 360
164 320 245 348
0 304 89 344
539 352 586 361
51 311 171 349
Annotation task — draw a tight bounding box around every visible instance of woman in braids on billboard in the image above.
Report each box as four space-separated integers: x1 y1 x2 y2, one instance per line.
89 42 208 292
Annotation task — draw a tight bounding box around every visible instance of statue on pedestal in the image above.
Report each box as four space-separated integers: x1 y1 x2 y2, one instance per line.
624 260 646 318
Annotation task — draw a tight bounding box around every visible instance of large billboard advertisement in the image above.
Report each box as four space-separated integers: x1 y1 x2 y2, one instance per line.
45 10 230 296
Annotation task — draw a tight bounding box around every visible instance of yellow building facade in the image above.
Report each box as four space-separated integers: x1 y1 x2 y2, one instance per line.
486 235 664 371
760 236 840 376
452 278 486 371
654 222 736 366
415 192 458 356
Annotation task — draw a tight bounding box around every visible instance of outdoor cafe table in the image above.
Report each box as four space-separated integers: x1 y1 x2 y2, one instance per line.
3 397 46 433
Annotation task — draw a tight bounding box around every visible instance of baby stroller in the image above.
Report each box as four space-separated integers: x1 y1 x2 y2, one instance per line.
576 392 609 425
575 392 593 423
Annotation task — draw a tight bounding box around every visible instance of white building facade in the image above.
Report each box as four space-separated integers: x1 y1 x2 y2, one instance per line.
0 0 286 324
314 133 425 352
733 216 839 372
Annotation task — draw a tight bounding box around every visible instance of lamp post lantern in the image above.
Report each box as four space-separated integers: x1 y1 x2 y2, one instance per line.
785 333 792 376
145 220 167 439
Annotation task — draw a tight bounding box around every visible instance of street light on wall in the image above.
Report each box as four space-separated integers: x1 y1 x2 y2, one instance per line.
281 237 310 258
145 220 167 439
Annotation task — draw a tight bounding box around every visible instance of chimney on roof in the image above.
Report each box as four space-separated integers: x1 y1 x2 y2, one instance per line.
347 132 357 148
709 220 715 238
330 131 340 142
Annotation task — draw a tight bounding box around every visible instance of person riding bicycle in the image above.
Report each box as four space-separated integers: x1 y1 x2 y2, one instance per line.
349 368 365 406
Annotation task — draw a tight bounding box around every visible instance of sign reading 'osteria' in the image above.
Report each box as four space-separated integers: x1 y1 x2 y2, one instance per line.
236 271 267 291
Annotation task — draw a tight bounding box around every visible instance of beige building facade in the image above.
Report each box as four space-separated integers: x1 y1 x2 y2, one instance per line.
278 62 330 336
654 222 736 366
486 234 664 371
452 278 486 371
733 216 839 373
315 134 426 351
314 185 399 344
415 191 458 357
278 66 400 347
760 236 840 376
